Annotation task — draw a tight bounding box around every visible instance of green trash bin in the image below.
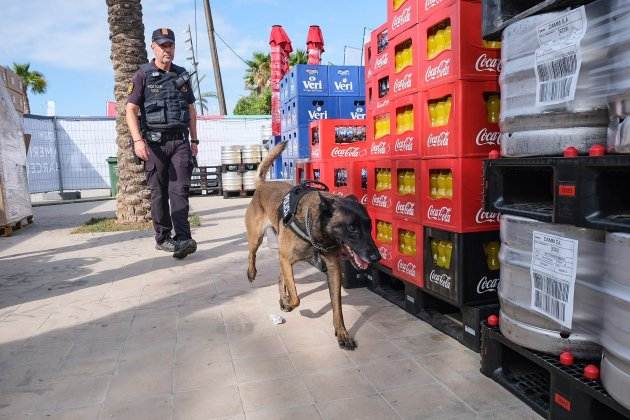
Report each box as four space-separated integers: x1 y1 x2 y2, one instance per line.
107 156 118 197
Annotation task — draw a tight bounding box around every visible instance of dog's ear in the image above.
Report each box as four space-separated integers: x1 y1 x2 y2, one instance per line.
318 192 334 216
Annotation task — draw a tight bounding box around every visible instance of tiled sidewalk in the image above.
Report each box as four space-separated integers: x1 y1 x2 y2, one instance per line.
0 196 540 419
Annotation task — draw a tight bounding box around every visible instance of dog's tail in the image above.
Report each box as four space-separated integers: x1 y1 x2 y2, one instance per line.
257 141 287 187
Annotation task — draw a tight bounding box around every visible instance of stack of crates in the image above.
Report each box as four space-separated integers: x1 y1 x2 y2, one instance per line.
362 0 503 307
279 64 366 180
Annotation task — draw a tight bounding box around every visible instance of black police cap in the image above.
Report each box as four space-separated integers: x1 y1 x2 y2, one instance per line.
152 28 175 45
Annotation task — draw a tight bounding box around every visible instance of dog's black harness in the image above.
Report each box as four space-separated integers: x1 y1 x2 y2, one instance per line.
280 180 337 254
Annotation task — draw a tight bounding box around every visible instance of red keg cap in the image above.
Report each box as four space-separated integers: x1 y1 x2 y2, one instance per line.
588 144 606 157
584 364 600 380
487 314 499 327
559 352 574 366
563 146 579 158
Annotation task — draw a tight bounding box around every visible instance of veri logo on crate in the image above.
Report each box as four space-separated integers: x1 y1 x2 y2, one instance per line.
476 276 499 294
392 6 412 31
395 201 415 216
427 205 452 223
333 73 354 92
429 270 451 290
475 128 500 146
302 69 324 92
308 106 328 120
475 54 501 73
397 260 417 277
351 103 366 119
475 208 499 224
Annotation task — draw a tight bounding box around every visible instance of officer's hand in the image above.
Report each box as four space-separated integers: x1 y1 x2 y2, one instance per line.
134 140 149 161
191 143 198 157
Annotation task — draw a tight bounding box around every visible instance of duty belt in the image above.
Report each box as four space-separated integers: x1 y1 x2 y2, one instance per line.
145 130 188 143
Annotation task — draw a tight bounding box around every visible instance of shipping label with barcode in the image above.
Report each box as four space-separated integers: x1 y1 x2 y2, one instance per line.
530 231 579 328
535 43 581 106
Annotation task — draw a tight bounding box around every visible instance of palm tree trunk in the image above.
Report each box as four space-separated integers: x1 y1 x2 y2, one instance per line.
106 0 151 223
21 86 31 114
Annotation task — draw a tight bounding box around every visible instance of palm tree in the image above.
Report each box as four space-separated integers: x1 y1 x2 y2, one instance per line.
244 52 270 95
106 0 151 223
199 90 217 114
289 49 308 67
11 63 47 114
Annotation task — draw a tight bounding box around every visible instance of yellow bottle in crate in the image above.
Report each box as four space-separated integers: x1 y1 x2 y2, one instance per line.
393 0 405 11
486 94 500 124
386 169 392 190
395 48 402 73
437 171 447 198
376 169 383 191
408 108 414 132
410 170 416 194
431 239 439 265
429 102 438 127
484 241 501 270
445 25 452 50
399 231 408 255
386 223 393 243
437 240 448 268
427 33 437 59
376 221 383 242
445 171 453 199
444 96 452 125
444 241 453 270
430 171 439 198
435 100 446 127
409 231 416 255
404 44 412 68
398 171 405 194
435 28 446 56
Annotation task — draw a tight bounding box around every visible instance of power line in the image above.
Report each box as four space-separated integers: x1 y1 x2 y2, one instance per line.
214 30 249 66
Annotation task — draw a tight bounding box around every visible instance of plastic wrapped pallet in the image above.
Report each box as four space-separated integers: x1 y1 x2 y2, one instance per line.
0 76 32 226
499 2 615 155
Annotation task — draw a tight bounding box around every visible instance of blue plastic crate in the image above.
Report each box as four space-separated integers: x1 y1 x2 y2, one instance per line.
292 96 339 128
358 66 366 96
328 65 360 96
280 73 289 104
289 65 329 98
280 103 290 132
293 124 311 159
338 96 367 120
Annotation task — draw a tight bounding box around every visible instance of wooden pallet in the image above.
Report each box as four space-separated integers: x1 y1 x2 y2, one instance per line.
1 215 34 237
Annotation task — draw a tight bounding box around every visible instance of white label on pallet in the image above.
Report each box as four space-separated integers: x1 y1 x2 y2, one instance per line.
530 231 579 329
534 7 587 107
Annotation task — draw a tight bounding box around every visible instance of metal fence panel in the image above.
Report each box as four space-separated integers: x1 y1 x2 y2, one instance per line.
23 116 60 193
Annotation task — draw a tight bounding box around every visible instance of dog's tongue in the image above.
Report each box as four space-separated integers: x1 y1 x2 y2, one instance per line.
345 245 369 270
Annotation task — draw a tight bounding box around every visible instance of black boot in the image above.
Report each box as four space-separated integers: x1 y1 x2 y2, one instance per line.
173 239 197 259
155 237 177 252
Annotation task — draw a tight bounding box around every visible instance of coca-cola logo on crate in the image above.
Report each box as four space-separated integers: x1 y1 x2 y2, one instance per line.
376 98 390 109
392 6 412 30
425 59 451 82
475 54 501 73
395 201 415 216
331 146 362 158
378 246 391 260
360 194 368 205
425 0 444 11
397 260 417 277
370 141 390 155
475 128 500 146
427 131 449 147
375 54 389 71
393 73 413 93
427 205 452 223
476 276 499 294
475 208 499 224
371 194 391 208
429 270 452 290
394 136 414 152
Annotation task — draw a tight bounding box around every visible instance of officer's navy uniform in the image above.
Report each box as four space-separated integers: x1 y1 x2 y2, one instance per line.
128 59 196 245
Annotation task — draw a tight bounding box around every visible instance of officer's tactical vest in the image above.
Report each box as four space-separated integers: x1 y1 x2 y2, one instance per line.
140 63 190 131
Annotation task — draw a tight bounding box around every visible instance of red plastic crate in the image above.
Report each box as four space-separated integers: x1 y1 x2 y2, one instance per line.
369 23 391 82
392 159 422 223
367 159 394 213
387 0 419 40
392 219 424 287
367 102 393 159
369 209 395 269
391 93 421 158
353 160 370 206
389 25 421 100
309 119 368 161
295 160 311 185
420 0 466 21
421 158 499 233
311 160 355 197
421 80 500 158
419 1 500 88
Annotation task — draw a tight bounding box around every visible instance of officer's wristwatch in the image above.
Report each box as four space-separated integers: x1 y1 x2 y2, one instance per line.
190 139 200 144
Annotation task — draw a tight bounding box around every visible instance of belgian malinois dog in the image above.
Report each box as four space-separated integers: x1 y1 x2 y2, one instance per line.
245 142 381 349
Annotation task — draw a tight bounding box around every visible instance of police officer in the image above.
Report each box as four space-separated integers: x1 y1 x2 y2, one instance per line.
126 27 198 259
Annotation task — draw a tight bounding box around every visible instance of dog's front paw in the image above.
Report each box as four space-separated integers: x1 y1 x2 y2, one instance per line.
279 298 294 312
335 330 356 350
247 267 257 282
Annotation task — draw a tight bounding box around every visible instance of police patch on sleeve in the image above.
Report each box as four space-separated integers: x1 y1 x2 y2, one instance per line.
127 82 134 95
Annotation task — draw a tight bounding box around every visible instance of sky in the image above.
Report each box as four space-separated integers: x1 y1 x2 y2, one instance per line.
1 0 385 117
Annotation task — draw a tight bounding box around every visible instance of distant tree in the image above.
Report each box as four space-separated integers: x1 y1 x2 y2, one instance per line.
11 63 47 114
289 49 308 67
244 52 270 95
233 86 271 115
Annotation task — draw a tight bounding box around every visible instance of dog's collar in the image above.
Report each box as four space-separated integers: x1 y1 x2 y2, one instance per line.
280 184 338 254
